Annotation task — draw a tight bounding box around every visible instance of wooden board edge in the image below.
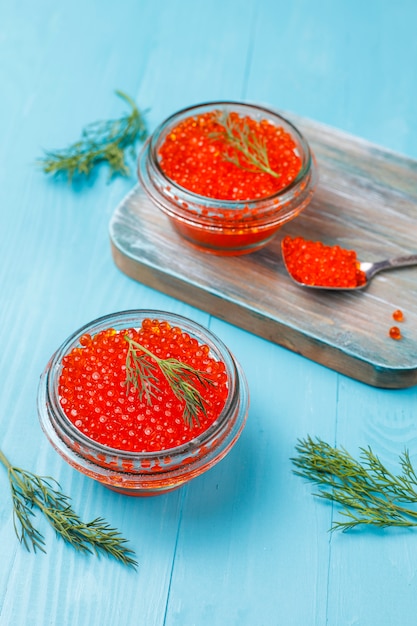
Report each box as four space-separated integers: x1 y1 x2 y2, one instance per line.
110 241 417 390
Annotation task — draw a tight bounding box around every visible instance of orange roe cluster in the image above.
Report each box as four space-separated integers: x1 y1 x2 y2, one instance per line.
58 319 228 452
158 111 302 201
282 236 367 288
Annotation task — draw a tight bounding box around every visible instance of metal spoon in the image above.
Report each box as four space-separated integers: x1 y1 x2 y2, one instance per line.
283 253 417 291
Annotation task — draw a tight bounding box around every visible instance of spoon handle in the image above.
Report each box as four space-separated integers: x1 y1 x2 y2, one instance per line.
368 254 417 278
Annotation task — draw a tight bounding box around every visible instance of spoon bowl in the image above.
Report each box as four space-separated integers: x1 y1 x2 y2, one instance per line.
283 253 417 291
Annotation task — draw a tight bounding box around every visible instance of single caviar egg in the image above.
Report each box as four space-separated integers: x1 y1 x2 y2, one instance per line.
392 309 404 322
389 326 402 340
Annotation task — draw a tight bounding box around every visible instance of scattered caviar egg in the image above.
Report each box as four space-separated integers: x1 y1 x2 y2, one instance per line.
389 326 402 340
158 110 302 202
392 309 404 322
58 319 228 452
281 235 367 288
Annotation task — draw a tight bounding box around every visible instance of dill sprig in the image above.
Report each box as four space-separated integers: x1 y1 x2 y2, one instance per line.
292 436 417 531
209 110 280 178
0 449 137 568
38 90 147 181
124 336 215 428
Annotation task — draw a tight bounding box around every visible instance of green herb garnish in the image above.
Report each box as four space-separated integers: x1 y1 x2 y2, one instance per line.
209 110 280 178
0 448 137 568
292 436 417 531
124 336 214 429
38 90 147 181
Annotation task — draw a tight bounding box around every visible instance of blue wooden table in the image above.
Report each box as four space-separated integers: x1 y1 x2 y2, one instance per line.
1 1 417 624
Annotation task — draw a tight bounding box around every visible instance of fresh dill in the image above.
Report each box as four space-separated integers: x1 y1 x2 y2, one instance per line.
209 110 280 178
0 448 137 568
292 436 417 531
38 90 147 181
124 336 214 428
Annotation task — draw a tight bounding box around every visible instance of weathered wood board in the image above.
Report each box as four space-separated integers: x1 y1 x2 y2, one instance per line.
109 113 417 389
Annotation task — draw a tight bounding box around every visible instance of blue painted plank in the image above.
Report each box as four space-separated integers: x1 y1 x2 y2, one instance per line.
165 323 338 625
1 0 417 624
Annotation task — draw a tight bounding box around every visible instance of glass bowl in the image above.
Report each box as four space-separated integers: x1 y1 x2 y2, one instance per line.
37 310 249 496
138 101 317 256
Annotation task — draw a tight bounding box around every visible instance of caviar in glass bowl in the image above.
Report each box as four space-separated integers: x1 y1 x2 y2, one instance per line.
37 311 249 496
138 101 317 256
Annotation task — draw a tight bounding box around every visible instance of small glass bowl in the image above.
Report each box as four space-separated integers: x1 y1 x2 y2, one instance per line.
37 310 249 496
138 101 317 256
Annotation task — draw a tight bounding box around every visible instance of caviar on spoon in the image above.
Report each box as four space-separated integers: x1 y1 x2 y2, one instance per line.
281 236 417 290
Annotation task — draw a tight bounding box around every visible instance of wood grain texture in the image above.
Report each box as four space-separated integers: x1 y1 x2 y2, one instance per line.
2 0 417 625
110 115 417 388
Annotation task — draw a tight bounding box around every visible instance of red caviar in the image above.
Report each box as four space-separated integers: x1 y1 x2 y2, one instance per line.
282 236 367 288
392 309 404 322
158 111 302 201
389 326 402 340
171 216 281 255
58 319 228 452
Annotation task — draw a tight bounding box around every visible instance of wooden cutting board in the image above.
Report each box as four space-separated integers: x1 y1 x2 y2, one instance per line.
109 113 417 389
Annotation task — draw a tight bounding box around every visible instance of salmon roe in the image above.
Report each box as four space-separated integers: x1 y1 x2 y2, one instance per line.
158 111 302 201
392 309 404 322
282 236 367 288
389 326 402 340
58 319 228 452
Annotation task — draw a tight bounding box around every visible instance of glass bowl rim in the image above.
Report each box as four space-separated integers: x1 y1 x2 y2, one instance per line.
40 309 243 462
143 100 315 208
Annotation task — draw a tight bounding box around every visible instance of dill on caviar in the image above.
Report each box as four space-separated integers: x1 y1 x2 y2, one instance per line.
292 436 417 531
0 448 137 568
209 110 280 179
38 90 147 180
124 336 215 428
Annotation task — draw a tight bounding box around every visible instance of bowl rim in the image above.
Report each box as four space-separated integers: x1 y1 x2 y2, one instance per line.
142 100 315 207
39 309 243 462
